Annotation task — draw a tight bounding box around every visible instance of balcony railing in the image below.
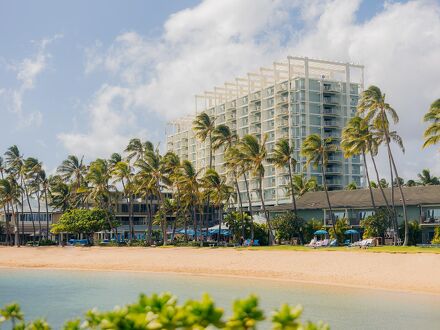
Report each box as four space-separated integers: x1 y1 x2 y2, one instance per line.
323 97 339 105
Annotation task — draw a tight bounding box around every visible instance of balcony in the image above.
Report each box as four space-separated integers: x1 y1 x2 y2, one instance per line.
323 132 340 139
276 106 288 116
249 125 261 134
325 166 342 175
277 82 288 93
322 108 339 116
323 84 341 93
250 92 261 102
323 120 339 128
277 95 288 104
323 97 339 105
276 118 289 127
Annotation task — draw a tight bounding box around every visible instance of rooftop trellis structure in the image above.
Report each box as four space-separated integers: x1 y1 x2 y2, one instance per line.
167 56 365 207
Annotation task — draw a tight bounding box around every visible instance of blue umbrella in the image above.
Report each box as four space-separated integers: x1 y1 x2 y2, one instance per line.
344 229 359 235
314 229 328 235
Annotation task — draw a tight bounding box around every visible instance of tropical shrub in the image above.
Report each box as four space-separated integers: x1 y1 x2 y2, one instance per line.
360 209 390 239
431 227 440 244
398 220 421 246
272 213 305 244
224 211 252 242
304 219 324 243
51 208 118 240
0 293 329 330
253 223 269 246
329 218 349 244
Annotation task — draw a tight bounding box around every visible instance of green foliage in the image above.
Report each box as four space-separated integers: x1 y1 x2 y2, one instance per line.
304 219 324 243
51 208 118 236
224 211 252 242
361 209 390 238
328 218 349 244
1 294 329 330
272 213 305 244
398 220 421 246
225 295 264 330
253 223 269 246
431 227 440 244
38 239 57 246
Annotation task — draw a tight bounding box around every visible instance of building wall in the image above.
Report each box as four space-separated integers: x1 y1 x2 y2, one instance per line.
167 57 364 207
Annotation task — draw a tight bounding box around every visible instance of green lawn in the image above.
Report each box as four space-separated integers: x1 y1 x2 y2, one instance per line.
236 245 440 254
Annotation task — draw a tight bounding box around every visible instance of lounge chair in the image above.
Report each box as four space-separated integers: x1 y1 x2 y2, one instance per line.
253 239 260 246
329 239 337 247
319 239 329 247
307 238 317 247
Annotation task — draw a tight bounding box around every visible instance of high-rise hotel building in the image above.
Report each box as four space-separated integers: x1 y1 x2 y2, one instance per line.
166 56 364 207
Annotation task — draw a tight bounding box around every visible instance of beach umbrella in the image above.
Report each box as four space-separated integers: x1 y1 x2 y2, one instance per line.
314 229 328 235
344 229 359 235
344 229 359 243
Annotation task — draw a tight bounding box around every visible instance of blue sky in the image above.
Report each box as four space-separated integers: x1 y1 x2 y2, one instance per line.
0 0 439 178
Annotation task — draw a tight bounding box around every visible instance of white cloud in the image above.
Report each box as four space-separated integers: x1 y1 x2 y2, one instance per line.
67 0 440 178
57 85 148 158
1 34 62 127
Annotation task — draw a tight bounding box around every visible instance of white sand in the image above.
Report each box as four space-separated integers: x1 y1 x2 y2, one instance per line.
1 246 439 295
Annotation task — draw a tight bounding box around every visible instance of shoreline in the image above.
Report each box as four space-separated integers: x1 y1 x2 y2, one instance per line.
1 246 439 295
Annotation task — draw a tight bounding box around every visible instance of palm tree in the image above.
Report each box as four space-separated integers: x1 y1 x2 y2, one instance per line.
57 155 86 207
0 303 24 328
267 138 298 218
135 149 170 245
417 169 440 185
178 160 202 242
301 134 338 243
422 99 440 149
0 157 11 244
48 175 71 212
112 161 135 240
193 112 216 169
291 174 317 197
341 116 376 211
238 134 274 244
38 169 51 240
0 177 21 246
5 145 25 244
357 85 409 245
125 138 154 163
201 169 233 243
212 124 237 151
86 158 117 238
23 157 42 243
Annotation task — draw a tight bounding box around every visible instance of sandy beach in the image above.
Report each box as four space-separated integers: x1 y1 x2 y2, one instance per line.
0 246 439 295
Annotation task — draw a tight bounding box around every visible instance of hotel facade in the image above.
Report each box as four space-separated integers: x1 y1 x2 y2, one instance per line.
166 56 365 207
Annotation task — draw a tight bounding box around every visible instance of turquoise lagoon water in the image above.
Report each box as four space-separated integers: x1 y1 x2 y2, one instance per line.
0 268 439 329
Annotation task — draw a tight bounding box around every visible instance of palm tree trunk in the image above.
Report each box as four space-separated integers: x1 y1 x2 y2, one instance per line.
234 175 245 240
217 206 222 244
0 170 11 245
321 163 337 245
23 181 36 245
388 155 398 244
44 187 50 240
192 204 198 242
258 174 274 245
370 153 392 212
287 162 298 215
11 202 19 247
243 172 254 240
362 149 376 212
184 210 189 243
37 191 42 243
386 141 409 245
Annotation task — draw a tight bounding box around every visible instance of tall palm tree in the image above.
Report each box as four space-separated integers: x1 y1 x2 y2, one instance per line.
301 134 338 243
0 157 11 244
267 138 298 217
193 112 216 169
357 85 409 245
341 117 376 211
38 169 51 240
23 157 42 243
422 99 440 149
125 138 154 163
178 160 202 242
86 158 117 238
0 177 21 246
238 134 274 244
5 145 25 244
212 124 237 152
112 161 135 240
57 155 86 207
48 175 71 212
417 169 440 185
135 149 170 245
201 169 233 243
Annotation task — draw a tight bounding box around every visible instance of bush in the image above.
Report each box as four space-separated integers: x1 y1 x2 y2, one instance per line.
0 293 329 330
272 213 305 244
431 227 440 244
399 220 422 246
329 218 350 244
253 223 269 246
304 219 324 243
361 209 390 239
38 239 57 246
